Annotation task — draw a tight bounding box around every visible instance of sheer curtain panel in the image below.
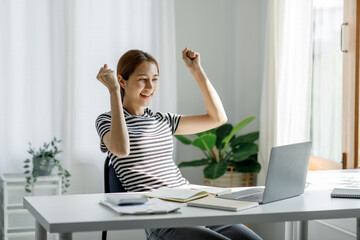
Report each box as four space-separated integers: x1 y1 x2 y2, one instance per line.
258 0 313 185
0 0 177 194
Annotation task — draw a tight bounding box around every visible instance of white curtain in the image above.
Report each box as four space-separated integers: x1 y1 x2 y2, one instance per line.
0 0 177 194
258 0 313 239
259 0 313 184
311 1 343 162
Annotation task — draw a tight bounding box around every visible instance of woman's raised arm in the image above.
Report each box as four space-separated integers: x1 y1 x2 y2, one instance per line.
175 48 227 135
96 64 130 157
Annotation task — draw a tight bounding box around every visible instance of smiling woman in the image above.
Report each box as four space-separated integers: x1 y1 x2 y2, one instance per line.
95 48 261 240
95 47 228 191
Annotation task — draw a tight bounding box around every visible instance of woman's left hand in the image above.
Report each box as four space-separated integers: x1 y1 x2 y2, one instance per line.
175 47 227 135
182 47 200 70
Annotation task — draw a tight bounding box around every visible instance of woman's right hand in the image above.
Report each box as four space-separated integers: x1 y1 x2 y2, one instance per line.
96 64 119 92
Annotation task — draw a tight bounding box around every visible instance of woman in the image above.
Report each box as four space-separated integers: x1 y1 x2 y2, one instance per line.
96 48 262 240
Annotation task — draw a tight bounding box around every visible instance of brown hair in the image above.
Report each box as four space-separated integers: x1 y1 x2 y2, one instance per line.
117 50 159 100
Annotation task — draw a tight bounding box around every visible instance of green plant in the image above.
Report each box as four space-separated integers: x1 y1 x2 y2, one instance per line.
23 137 71 194
176 116 261 179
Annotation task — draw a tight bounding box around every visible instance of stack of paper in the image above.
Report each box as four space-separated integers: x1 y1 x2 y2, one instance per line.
100 198 180 215
105 194 148 205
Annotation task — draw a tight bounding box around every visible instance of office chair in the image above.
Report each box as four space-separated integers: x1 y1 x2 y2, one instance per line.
102 156 126 240
104 156 126 193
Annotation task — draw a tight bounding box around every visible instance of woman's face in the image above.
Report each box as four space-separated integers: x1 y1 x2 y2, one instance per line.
120 61 159 109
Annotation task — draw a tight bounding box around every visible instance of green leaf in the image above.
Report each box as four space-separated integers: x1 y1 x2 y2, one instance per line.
192 134 216 151
175 135 192 145
222 117 255 144
24 159 30 163
196 128 216 137
220 117 255 157
233 160 261 173
232 143 259 162
178 159 209 167
26 177 31 184
203 159 228 179
215 124 233 149
231 132 259 148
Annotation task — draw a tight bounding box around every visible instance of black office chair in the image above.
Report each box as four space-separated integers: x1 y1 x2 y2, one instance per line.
104 156 127 193
102 157 127 240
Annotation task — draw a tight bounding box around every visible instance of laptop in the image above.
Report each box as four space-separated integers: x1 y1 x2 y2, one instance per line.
217 141 312 204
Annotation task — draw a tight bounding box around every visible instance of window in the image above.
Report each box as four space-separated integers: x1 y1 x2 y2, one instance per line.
310 0 344 169
310 0 360 169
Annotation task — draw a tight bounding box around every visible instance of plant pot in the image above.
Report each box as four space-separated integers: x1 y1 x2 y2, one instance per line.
33 157 53 176
203 166 256 187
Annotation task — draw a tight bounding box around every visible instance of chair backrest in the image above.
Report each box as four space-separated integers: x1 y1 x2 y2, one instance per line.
103 157 127 240
104 157 127 193
103 157 148 240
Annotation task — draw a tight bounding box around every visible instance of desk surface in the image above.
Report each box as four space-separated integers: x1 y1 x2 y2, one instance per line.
23 170 360 234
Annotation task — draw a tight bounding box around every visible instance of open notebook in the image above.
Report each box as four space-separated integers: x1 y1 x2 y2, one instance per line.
143 186 231 203
143 188 208 203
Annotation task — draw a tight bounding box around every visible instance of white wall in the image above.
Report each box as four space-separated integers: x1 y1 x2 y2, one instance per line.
174 0 266 185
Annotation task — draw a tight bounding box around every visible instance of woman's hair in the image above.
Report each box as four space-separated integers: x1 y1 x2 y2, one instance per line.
117 50 159 100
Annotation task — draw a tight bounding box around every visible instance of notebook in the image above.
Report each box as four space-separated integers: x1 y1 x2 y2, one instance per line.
187 196 258 212
218 141 312 204
143 187 208 203
185 184 232 196
331 188 360 199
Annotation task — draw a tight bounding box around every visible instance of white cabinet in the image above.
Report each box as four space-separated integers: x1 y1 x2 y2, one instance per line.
0 173 61 240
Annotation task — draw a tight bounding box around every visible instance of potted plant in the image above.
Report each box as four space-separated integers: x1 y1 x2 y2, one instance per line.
23 137 71 194
175 116 261 185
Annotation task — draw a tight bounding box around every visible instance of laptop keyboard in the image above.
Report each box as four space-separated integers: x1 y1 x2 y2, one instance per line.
236 193 264 202
217 188 264 202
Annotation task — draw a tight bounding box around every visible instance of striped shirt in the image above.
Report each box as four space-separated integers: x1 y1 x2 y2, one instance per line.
95 108 189 192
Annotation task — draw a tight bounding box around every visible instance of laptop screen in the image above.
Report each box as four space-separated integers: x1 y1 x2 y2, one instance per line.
262 141 312 204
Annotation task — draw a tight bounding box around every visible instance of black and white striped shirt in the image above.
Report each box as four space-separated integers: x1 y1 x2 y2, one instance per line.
95 108 189 192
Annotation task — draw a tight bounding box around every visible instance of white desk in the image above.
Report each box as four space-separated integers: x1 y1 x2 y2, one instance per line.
23 170 360 240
